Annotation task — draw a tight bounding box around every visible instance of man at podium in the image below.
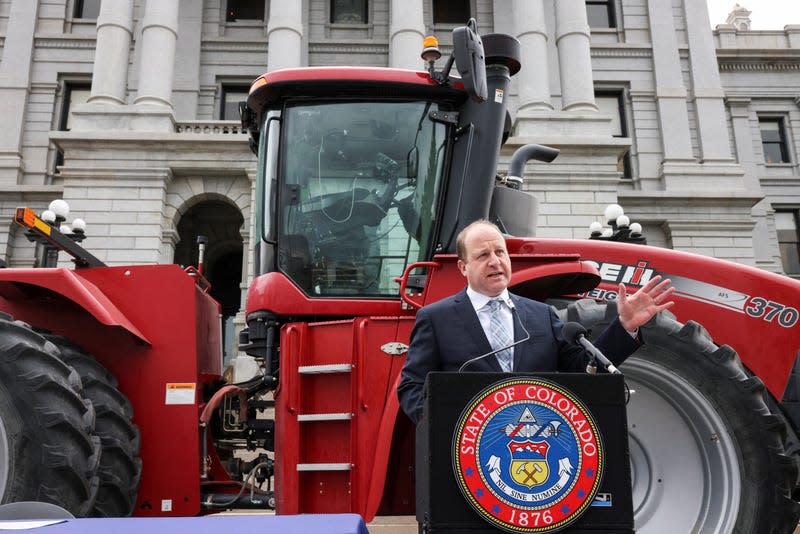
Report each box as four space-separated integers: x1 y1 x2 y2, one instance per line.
397 220 675 423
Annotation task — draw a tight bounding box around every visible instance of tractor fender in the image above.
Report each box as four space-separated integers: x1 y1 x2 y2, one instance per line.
422 255 601 306
0 268 149 344
509 258 601 301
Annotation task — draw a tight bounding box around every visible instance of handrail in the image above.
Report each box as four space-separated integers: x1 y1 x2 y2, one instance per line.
393 261 441 310
184 265 212 293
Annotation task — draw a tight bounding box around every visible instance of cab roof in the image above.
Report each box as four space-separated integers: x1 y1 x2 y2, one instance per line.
246 67 466 115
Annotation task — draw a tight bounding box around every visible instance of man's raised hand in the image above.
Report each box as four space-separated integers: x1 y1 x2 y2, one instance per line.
617 275 675 332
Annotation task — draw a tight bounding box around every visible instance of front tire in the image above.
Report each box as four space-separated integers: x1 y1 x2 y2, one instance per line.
0 316 100 516
560 299 800 533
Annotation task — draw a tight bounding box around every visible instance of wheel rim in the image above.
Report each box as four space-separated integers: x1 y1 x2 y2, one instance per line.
622 357 741 534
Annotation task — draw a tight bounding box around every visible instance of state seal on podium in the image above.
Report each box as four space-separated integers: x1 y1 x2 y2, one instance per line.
452 377 604 532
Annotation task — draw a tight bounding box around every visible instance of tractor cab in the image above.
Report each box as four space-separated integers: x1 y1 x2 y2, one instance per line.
243 68 465 302
241 21 526 309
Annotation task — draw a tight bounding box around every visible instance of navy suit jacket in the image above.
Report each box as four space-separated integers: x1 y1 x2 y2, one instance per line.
397 288 640 423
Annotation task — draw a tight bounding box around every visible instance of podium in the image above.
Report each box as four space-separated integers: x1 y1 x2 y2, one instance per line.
416 372 634 533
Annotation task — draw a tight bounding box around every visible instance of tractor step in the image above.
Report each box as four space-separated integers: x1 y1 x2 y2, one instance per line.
297 413 353 422
296 463 352 471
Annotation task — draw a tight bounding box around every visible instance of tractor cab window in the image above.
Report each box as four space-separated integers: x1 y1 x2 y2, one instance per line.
278 101 446 297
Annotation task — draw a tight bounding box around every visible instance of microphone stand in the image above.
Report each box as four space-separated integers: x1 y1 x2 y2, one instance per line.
562 322 622 375
576 335 621 375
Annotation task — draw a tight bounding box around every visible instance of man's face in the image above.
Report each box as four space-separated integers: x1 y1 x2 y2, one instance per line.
457 224 512 297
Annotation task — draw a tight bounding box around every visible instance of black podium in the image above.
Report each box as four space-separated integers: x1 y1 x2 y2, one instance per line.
416 372 634 533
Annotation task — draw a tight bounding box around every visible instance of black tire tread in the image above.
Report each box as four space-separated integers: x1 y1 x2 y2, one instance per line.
0 318 100 516
44 335 142 517
559 298 800 534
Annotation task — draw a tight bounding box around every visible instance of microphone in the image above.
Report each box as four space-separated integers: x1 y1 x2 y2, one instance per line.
562 322 622 375
561 322 598 373
458 306 531 372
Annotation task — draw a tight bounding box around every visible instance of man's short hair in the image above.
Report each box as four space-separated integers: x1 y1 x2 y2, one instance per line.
456 220 503 261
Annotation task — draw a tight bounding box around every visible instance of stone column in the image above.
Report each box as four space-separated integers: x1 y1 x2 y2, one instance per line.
134 0 179 108
267 0 303 72
513 0 551 112
0 0 38 184
505 0 625 237
389 0 425 70
683 0 733 162
554 0 596 111
646 0 693 163
89 0 134 105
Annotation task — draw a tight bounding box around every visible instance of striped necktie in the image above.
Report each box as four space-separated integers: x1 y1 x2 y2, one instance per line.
489 298 513 372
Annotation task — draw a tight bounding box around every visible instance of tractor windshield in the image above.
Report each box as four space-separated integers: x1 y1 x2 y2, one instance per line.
277 100 447 297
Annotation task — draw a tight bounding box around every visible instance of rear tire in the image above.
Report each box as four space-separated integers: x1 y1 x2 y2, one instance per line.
0 315 100 516
559 299 800 534
44 335 142 517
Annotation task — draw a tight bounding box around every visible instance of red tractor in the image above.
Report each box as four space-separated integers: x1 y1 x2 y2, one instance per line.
0 20 798 533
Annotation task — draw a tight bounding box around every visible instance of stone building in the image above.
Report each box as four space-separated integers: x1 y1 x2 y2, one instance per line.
0 0 798 357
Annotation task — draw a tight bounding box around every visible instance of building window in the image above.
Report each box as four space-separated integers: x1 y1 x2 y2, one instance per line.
220 86 250 120
59 83 91 131
433 0 470 25
586 0 616 28
74 0 101 19
331 0 368 23
55 82 90 171
759 118 790 164
226 0 265 22
776 210 800 275
596 90 632 178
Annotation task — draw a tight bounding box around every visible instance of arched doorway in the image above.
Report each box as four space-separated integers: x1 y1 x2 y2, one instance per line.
173 199 244 364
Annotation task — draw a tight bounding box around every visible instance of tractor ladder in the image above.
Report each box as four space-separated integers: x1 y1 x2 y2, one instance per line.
274 316 414 516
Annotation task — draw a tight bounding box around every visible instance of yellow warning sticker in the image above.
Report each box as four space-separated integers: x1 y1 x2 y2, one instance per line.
494 88 504 104
165 383 196 405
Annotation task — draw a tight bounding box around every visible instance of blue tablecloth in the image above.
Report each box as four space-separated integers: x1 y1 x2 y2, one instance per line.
0 514 369 533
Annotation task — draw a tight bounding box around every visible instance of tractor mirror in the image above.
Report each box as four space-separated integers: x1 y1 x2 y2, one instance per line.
452 19 487 102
